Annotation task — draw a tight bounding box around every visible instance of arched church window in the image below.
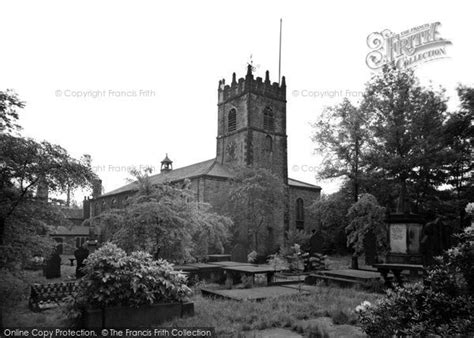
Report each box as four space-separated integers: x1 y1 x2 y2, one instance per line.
263 106 274 131
228 109 236 132
296 198 304 230
265 135 273 152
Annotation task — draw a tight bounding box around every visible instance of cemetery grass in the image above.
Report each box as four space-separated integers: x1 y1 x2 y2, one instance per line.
163 285 381 336
3 258 77 327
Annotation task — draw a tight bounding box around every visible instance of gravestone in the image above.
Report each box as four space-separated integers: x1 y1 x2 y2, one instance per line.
43 246 61 279
74 245 90 278
363 230 377 265
309 231 324 255
386 213 425 264
87 240 98 253
390 224 407 253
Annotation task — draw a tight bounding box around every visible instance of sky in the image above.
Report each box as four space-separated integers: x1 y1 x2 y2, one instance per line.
2 0 473 203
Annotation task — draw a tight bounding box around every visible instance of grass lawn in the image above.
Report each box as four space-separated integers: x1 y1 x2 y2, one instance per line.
2 257 77 327
162 285 380 336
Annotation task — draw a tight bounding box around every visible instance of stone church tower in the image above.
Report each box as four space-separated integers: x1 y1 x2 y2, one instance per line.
216 65 288 182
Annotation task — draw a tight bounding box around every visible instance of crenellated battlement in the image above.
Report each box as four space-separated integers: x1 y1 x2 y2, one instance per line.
218 65 286 104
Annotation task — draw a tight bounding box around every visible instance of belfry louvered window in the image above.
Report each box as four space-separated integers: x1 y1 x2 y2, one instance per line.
263 106 274 131
228 109 236 132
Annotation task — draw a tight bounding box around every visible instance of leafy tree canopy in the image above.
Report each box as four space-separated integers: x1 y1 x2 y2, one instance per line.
345 193 387 258
0 90 98 268
88 172 232 263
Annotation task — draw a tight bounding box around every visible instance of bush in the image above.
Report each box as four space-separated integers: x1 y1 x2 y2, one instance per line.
345 194 387 259
266 252 289 271
0 270 29 307
308 191 352 254
357 225 474 336
285 229 311 249
75 243 192 310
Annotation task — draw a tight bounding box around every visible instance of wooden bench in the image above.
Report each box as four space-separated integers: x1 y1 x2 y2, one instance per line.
373 263 426 288
29 281 78 311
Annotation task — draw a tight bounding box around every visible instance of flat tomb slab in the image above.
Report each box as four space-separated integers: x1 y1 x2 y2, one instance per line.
208 261 256 267
224 265 283 274
201 286 309 301
321 269 382 281
373 263 424 270
185 263 222 271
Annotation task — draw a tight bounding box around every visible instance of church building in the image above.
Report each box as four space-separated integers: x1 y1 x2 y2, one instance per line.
84 65 321 253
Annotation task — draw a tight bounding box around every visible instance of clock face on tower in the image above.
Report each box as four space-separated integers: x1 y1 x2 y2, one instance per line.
226 141 236 161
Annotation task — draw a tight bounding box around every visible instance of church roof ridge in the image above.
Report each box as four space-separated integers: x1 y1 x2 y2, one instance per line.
99 162 321 198
99 158 228 198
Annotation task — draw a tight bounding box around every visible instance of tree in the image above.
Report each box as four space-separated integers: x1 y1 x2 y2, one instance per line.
0 91 98 327
88 172 232 262
309 188 353 254
0 135 97 247
345 193 387 260
312 98 369 203
0 90 24 134
361 64 449 213
0 90 98 265
441 86 474 230
226 167 286 256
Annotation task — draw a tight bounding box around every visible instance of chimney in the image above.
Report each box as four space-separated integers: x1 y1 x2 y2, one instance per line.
83 196 91 219
92 179 102 198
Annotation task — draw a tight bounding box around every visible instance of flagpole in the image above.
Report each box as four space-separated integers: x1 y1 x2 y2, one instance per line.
278 18 282 84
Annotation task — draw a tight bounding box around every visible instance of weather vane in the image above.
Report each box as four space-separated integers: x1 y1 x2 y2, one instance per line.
247 54 257 73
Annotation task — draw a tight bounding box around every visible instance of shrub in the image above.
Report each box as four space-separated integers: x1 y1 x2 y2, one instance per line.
75 243 192 310
0 270 29 307
247 250 257 263
280 244 304 272
345 194 387 259
357 225 474 336
266 252 289 271
308 191 352 254
285 229 311 249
